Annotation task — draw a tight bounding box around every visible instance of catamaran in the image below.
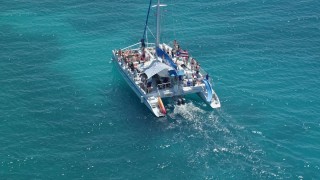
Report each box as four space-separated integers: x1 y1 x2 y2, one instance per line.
112 0 220 117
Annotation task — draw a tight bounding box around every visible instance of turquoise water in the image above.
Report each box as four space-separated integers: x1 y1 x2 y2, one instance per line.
1 0 320 179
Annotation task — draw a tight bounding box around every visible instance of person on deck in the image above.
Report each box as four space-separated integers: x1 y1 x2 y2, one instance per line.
147 79 152 93
173 40 179 51
195 63 200 75
191 58 195 70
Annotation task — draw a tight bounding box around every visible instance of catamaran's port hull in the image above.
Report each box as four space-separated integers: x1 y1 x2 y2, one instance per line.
112 53 165 117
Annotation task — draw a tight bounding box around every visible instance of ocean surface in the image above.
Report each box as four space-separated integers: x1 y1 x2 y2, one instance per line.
1 0 320 179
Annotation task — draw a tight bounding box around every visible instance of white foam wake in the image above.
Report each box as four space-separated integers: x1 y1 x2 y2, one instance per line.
172 102 206 121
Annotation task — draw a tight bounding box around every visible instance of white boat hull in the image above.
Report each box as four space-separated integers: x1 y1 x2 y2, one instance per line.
112 41 221 117
112 52 165 117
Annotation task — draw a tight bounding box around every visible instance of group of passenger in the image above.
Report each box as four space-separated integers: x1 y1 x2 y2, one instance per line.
164 40 201 72
117 49 151 72
140 74 170 93
170 40 209 86
116 40 210 93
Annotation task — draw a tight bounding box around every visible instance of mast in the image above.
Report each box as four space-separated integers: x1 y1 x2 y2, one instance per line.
155 0 167 47
156 0 160 47
142 0 152 48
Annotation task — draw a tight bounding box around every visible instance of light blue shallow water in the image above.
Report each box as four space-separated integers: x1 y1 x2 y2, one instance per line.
1 0 320 179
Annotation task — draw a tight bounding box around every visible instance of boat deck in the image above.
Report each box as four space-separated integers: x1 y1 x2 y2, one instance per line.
114 43 211 98
112 0 220 117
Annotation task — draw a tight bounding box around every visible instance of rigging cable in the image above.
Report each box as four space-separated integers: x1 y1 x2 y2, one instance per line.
170 0 176 44
141 0 153 47
147 26 156 40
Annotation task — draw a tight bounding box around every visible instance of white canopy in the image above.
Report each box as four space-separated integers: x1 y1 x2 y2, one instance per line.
143 61 173 79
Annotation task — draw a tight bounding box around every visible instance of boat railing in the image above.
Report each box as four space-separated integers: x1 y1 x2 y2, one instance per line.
121 42 141 51
146 43 155 47
121 42 156 51
157 82 171 89
199 68 208 77
198 67 215 85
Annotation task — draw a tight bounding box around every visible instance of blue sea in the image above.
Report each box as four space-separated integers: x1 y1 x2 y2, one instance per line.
1 0 320 179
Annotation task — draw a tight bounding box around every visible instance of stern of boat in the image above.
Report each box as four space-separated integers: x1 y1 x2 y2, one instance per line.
198 79 221 109
146 96 166 117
